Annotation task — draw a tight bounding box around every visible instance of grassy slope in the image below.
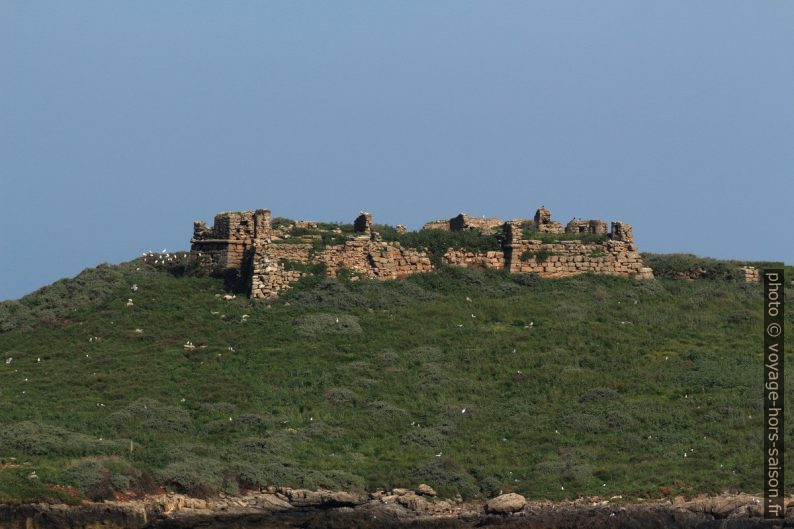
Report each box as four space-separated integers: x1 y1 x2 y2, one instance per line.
0 257 791 504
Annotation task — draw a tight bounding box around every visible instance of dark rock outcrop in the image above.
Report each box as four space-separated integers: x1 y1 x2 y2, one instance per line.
0 490 786 529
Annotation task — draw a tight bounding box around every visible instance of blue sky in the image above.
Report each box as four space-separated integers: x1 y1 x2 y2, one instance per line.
1 2 792 300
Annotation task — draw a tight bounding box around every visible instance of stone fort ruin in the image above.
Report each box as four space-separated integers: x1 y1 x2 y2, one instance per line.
188 207 656 299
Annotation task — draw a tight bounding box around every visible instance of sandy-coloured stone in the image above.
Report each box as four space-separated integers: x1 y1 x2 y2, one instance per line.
417 484 437 497
485 492 527 514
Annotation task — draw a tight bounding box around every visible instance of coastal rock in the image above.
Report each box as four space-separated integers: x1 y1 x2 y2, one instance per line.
247 493 293 511
417 484 437 497
395 492 434 513
0 491 788 529
485 493 526 514
676 493 761 518
278 487 365 507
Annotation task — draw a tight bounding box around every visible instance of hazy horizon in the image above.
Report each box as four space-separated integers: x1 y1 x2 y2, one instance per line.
2 2 792 300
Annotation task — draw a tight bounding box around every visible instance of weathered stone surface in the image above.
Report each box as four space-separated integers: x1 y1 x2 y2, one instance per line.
354 212 373 235
417 484 437 497
278 487 366 507
534 207 565 233
740 266 760 283
566 218 608 235
485 493 527 514
450 213 503 233
611 220 634 243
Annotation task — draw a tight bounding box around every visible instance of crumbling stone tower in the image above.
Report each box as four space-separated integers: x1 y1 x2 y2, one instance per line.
353 212 373 237
189 209 272 280
534 207 565 233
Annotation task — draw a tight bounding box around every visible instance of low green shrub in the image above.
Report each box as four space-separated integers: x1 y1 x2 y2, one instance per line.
0 422 126 457
412 459 479 499
270 217 295 229
534 458 565 475
408 345 443 362
579 387 619 403
563 412 606 434
157 457 233 497
320 470 366 491
323 387 359 407
294 313 362 336
511 272 541 287
562 462 595 485
0 262 136 333
520 249 554 263
56 458 139 501
641 253 785 280
281 260 325 275
284 277 431 311
0 466 81 505
316 222 355 233
381 229 502 267
401 427 446 449
366 400 408 424
0 252 786 502
108 398 194 434
375 351 400 366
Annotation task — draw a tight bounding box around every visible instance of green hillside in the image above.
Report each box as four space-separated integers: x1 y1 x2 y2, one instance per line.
0 255 790 504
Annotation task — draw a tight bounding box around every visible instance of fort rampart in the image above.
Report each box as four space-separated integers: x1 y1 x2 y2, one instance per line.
189 207 657 299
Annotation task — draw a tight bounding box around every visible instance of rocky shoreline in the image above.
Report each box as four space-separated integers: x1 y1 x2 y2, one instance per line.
0 488 790 529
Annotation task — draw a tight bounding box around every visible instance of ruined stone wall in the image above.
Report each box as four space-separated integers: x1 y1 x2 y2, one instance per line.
422 219 451 231
449 214 503 233
267 243 313 264
363 243 433 278
506 239 651 278
192 206 655 300
189 209 271 272
502 220 653 280
565 219 608 235
423 213 502 233
442 249 505 269
249 238 434 298
310 238 434 280
316 238 373 277
739 266 761 283
250 251 305 300
249 242 312 299
534 207 565 234
610 221 634 243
